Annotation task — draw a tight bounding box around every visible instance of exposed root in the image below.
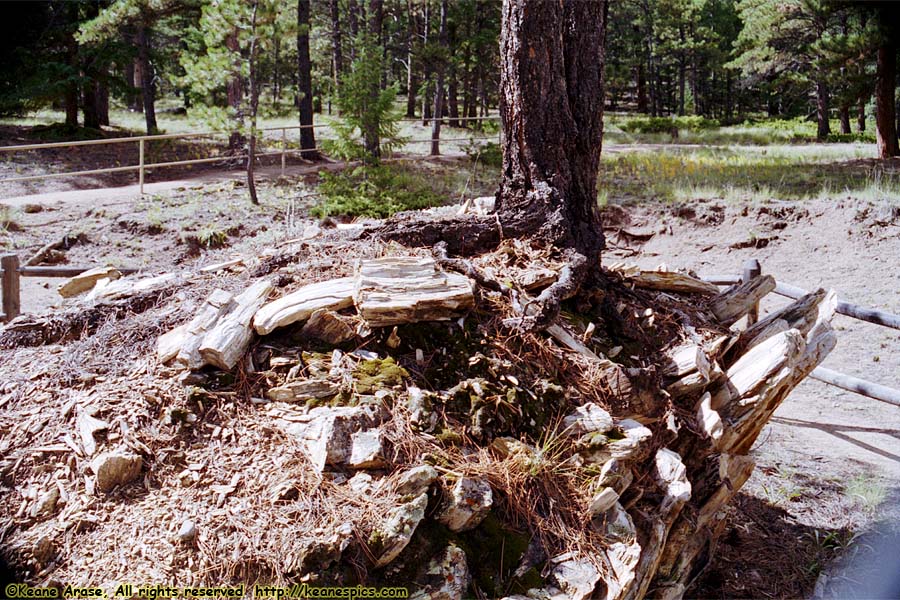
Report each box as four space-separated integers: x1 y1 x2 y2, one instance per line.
504 250 592 332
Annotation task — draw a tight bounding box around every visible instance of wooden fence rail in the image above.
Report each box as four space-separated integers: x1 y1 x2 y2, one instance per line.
0 118 502 196
703 259 900 407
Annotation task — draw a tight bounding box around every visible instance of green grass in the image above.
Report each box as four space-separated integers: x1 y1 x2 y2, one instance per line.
604 113 878 146
600 145 900 204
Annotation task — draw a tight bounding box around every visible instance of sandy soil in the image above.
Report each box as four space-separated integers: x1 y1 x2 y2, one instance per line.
602 197 900 597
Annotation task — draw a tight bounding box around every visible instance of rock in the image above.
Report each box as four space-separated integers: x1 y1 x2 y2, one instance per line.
300 309 356 345
438 477 492 532
563 403 614 436
411 544 471 600
588 487 619 516
266 379 339 403
29 487 60 518
178 520 198 542
91 451 142 493
549 554 602 600
394 465 439 497
371 493 429 567
76 410 110 457
58 266 121 298
33 536 55 564
292 523 354 574
273 404 387 472
348 429 386 469
490 437 537 461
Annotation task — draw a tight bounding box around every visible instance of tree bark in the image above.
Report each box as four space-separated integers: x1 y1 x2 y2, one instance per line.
815 78 830 141
839 104 851 135
430 0 448 155
82 76 100 130
857 96 866 132
448 69 460 128
330 0 343 88
225 30 244 152
247 0 260 205
129 59 143 113
297 0 317 157
875 42 898 158
347 0 359 61
637 63 648 113
136 24 158 135
363 0 384 162
495 0 607 258
405 0 417 117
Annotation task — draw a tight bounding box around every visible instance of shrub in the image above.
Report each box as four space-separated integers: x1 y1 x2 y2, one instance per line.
620 115 719 134
311 164 446 219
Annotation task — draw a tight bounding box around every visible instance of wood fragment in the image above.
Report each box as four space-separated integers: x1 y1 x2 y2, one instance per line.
199 279 274 370
164 289 235 368
355 257 474 327
709 275 775 325
628 271 720 295
266 379 339 402
58 267 121 298
253 277 355 335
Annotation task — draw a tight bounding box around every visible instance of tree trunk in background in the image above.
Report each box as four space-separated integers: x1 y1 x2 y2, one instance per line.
137 25 158 134
839 105 850 134
430 0 448 155
64 4 79 129
636 63 648 113
495 0 607 257
225 30 243 152
421 1 431 126
96 81 109 127
131 59 144 113
330 0 343 89
363 0 384 162
297 0 317 157
124 62 140 112
857 97 866 132
347 0 359 61
406 0 418 118
815 78 830 141
82 77 100 129
247 0 260 205
875 43 898 158
448 70 459 128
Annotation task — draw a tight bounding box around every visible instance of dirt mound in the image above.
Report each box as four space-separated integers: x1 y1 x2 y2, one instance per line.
0 231 837 598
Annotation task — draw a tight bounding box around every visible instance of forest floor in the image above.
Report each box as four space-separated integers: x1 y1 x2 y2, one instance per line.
2 125 900 597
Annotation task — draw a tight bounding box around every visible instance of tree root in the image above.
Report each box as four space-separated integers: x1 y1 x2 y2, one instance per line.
503 250 591 331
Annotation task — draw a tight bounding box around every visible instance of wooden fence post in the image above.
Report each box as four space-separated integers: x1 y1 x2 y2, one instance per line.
1 253 21 322
742 258 762 326
138 138 145 195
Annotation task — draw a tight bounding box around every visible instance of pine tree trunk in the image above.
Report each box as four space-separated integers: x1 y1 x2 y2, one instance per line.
247 0 260 205
82 78 100 130
495 0 607 257
297 0 317 157
225 30 244 152
124 62 139 112
364 0 384 162
857 97 866 132
637 63 648 113
875 42 898 158
64 4 79 130
448 71 459 128
405 0 417 117
97 80 109 127
815 78 830 141
430 0 448 155
839 105 851 135
330 0 343 88
137 25 158 135
348 0 359 61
